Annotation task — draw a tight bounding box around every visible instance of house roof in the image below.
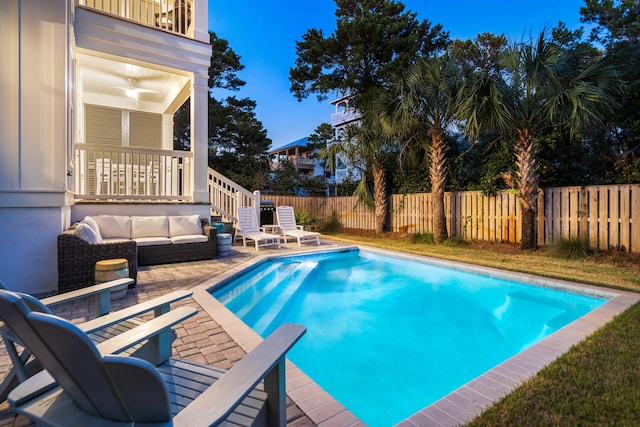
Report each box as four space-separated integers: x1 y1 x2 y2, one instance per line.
269 137 309 153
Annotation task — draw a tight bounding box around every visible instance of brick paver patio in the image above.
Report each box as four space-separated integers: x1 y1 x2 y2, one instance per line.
0 242 325 426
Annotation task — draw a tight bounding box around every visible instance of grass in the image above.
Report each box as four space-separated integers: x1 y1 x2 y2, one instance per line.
322 231 640 426
466 303 640 426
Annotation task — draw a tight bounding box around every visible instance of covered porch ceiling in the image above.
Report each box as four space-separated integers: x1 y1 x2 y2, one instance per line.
77 53 192 114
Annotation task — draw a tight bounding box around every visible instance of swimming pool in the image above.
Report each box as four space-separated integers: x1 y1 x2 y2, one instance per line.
211 248 608 426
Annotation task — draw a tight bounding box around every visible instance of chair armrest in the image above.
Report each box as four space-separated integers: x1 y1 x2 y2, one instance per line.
8 307 198 408
96 306 197 356
296 225 304 230
173 323 305 426
79 289 192 334
7 370 57 407
40 278 134 316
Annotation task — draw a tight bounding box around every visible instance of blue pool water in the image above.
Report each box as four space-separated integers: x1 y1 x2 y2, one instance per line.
212 249 606 426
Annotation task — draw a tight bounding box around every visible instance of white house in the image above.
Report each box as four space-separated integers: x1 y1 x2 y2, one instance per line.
0 0 253 295
329 94 362 184
269 137 326 178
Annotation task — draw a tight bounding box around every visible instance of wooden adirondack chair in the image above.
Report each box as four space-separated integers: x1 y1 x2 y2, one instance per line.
0 289 305 426
0 280 193 402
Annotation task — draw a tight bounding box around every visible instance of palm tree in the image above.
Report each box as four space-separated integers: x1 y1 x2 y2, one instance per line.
380 53 463 243
322 104 394 234
458 30 616 249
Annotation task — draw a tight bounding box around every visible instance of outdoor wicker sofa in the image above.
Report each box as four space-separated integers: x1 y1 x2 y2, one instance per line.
58 215 216 292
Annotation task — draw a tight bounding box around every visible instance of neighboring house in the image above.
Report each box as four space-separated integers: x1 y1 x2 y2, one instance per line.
1 0 251 295
329 94 362 184
269 137 325 178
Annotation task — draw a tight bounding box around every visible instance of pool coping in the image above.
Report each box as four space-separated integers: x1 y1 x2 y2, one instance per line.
192 244 640 427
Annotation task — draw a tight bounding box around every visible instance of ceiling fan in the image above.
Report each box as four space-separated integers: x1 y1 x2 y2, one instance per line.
114 78 157 100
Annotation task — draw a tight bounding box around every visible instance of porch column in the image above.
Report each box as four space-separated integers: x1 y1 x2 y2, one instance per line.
191 74 209 203
192 0 209 43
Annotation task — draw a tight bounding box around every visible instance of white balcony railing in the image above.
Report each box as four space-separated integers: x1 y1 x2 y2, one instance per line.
74 144 192 201
78 0 192 36
331 109 361 126
208 168 259 223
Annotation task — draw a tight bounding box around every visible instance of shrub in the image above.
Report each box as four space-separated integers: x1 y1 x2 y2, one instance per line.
549 235 594 259
321 212 342 233
294 210 322 231
443 237 469 247
409 232 435 245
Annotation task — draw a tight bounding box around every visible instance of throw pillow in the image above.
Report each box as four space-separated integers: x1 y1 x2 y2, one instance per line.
81 217 103 242
74 223 100 243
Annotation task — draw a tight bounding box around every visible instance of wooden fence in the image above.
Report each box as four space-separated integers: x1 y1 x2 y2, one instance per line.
266 184 640 252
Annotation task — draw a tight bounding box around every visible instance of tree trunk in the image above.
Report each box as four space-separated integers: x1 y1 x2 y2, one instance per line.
429 128 448 244
521 207 537 250
515 129 538 250
373 162 387 234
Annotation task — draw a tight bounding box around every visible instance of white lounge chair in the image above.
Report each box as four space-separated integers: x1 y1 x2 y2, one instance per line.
0 289 305 427
236 206 283 250
0 279 193 401
276 205 321 247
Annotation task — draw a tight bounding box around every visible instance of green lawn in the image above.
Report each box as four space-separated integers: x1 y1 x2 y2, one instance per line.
324 232 640 426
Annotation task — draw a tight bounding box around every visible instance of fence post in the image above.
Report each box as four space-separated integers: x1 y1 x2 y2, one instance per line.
448 192 456 238
578 186 588 244
537 189 545 247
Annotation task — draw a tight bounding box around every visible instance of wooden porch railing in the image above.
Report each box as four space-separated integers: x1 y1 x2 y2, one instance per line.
78 0 193 37
208 168 260 223
74 144 192 201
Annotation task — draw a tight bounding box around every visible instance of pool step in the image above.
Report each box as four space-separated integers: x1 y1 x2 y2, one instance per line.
217 263 294 314
227 263 299 320
244 261 319 335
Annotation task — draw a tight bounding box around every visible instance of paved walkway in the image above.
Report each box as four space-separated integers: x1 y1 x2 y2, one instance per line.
0 242 324 427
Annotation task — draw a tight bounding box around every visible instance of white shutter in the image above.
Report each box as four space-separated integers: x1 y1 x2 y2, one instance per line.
85 104 122 146
130 111 162 149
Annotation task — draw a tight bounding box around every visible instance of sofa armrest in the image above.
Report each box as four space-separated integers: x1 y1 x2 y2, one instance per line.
57 232 137 293
203 224 215 239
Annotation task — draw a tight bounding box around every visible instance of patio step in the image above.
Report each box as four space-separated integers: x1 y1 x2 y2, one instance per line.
243 261 319 335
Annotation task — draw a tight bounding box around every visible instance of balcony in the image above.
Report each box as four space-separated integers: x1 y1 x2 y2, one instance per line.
79 0 193 37
331 109 361 126
294 158 316 169
74 144 193 201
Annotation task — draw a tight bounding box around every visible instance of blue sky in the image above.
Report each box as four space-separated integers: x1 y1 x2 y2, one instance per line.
208 0 588 150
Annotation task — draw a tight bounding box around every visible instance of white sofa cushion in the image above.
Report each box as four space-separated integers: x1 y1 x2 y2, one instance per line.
95 215 131 239
74 223 101 243
170 234 208 245
101 238 131 244
82 216 102 240
134 237 172 247
169 215 202 237
131 216 169 239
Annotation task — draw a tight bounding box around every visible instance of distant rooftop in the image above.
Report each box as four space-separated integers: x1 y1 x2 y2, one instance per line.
269 137 309 153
